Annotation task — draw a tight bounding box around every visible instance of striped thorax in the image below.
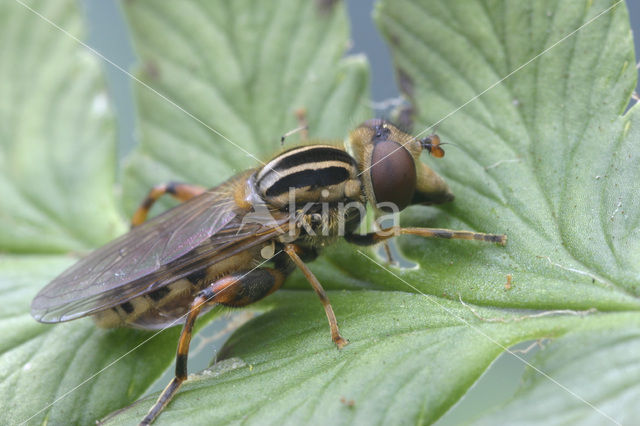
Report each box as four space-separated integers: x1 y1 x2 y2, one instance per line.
255 144 362 208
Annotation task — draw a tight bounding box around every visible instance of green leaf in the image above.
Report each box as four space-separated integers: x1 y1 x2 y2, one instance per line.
0 1 172 424
120 0 370 215
1 1 371 424
305 0 640 311
107 292 640 425
5 0 640 425
472 326 640 425
366 0 640 422
109 0 640 423
0 255 181 425
0 0 124 253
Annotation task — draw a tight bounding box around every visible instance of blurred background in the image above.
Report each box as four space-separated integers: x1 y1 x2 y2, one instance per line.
79 1 639 424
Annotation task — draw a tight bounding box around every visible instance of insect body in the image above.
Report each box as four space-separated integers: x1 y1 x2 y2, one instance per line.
31 119 506 424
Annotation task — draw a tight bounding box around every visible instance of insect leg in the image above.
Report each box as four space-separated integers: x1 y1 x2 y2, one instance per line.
295 108 308 141
131 182 206 227
139 291 205 425
283 244 348 349
381 242 395 263
140 268 286 425
371 221 396 264
280 108 308 145
345 226 507 246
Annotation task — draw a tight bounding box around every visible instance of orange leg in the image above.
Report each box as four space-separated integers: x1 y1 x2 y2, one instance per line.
140 268 286 425
131 182 205 227
284 244 348 349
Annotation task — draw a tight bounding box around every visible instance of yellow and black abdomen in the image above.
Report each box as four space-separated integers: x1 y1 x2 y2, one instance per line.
93 245 262 329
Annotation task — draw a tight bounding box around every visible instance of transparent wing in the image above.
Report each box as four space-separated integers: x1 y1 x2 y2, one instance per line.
31 172 289 323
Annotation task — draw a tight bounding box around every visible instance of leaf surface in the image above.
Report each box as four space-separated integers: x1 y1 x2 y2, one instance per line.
0 255 181 425
0 0 124 253
120 0 370 215
305 0 640 314
473 326 640 425
109 292 640 425
4 1 640 425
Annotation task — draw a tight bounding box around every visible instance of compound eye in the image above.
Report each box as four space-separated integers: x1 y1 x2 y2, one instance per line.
370 140 416 211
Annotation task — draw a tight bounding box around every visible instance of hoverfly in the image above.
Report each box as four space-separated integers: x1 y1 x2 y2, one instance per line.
31 119 506 424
